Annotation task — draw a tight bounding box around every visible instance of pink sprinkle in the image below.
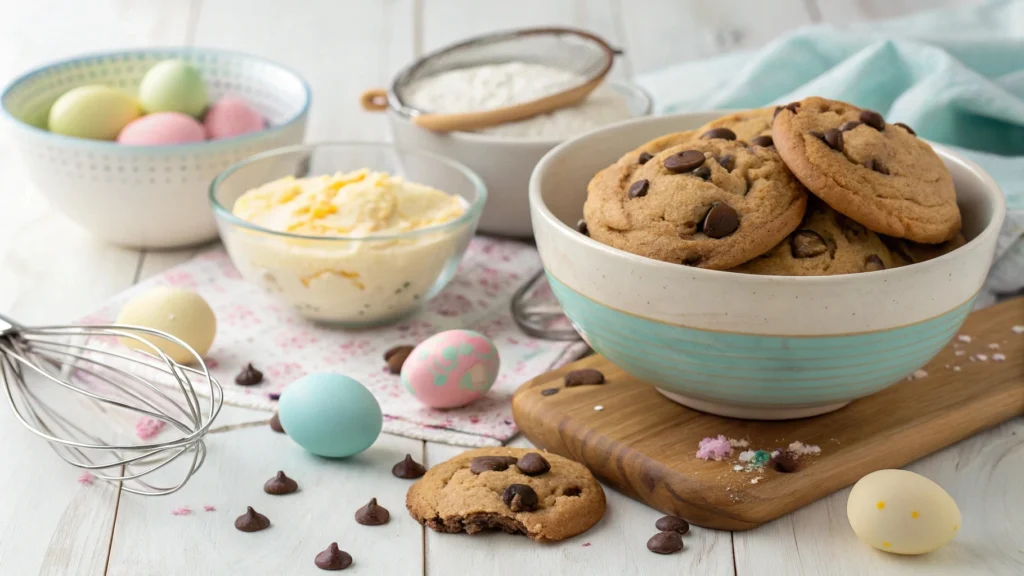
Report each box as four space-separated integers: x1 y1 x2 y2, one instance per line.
581 542 592 547
203 505 216 512
696 435 734 461
77 472 95 485
171 506 193 516
993 353 1006 362
136 417 166 440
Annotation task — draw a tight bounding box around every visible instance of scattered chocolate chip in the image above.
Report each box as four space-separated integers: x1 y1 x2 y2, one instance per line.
864 254 886 271
839 120 861 132
354 498 390 526
647 531 684 554
516 453 551 476
693 165 712 180
859 109 885 131
564 368 605 387
638 151 653 165
655 515 690 534
895 122 916 136
264 471 299 495
470 455 518 474
502 484 539 512
628 179 650 199
269 412 285 434
790 230 828 258
234 363 263 386
391 454 426 479
540 388 559 396
717 154 735 171
772 452 800 473
384 345 415 374
702 203 740 239
664 150 705 173
315 542 353 571
576 219 589 235
700 127 736 141
750 135 773 147
864 158 889 175
823 128 844 152
234 506 271 532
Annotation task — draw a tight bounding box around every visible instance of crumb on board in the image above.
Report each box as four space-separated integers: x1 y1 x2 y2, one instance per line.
171 506 193 516
729 438 750 448
77 472 95 486
988 343 1001 349
993 353 1006 362
953 366 962 372
733 465 744 471
593 405 604 412
957 334 973 343
955 350 966 356
696 435 734 461
1012 325 1024 335
788 441 821 456
906 369 928 381
738 450 756 463
974 354 989 362
751 477 761 484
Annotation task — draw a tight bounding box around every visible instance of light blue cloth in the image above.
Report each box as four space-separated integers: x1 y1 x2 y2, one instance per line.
636 0 1024 306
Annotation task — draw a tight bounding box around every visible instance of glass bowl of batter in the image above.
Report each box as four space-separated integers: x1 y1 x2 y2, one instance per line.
210 143 486 326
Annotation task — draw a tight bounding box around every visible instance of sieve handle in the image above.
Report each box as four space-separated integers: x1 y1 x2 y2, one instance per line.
360 89 389 112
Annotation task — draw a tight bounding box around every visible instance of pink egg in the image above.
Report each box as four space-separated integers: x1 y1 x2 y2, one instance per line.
400 330 500 409
203 96 265 139
117 112 205 145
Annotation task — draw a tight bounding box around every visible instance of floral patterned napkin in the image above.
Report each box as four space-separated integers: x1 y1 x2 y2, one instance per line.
79 238 587 447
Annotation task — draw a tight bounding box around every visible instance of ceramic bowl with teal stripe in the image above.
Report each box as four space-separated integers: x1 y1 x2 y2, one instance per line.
529 112 1006 419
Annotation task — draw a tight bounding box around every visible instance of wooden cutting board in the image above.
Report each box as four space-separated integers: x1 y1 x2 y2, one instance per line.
512 298 1024 531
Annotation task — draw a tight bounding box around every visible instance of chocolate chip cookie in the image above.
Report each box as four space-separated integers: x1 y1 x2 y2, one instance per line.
406 447 605 542
732 198 901 276
696 107 775 145
772 97 960 243
584 136 808 270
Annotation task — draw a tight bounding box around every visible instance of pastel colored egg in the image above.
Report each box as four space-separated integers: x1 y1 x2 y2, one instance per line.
117 112 205 145
278 373 382 458
116 287 216 364
48 85 141 140
401 330 500 409
847 469 961 555
204 96 265 139
138 59 208 117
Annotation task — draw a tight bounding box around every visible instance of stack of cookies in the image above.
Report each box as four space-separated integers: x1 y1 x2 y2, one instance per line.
582 97 966 275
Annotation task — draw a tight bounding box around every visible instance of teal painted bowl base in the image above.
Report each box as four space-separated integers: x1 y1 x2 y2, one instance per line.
656 388 851 420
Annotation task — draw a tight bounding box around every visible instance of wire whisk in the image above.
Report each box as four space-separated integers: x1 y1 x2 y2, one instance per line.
0 313 222 496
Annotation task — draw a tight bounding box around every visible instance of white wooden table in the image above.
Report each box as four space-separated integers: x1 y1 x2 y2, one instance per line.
2 1 1021 574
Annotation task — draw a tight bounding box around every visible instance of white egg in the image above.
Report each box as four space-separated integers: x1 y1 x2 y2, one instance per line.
847 469 961 555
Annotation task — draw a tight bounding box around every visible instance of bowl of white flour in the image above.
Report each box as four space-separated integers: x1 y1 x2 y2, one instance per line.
367 56 651 238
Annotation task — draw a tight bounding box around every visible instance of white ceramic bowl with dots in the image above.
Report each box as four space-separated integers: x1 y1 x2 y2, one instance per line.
1 49 310 249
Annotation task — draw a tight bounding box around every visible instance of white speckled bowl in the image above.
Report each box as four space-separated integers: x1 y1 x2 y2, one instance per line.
1 48 310 249
530 112 1006 419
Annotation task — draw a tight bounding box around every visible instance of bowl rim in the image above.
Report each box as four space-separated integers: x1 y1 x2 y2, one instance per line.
0 47 312 153
530 111 1008 284
209 141 488 242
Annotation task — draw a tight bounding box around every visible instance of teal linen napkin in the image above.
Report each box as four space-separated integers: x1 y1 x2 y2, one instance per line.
635 0 1024 305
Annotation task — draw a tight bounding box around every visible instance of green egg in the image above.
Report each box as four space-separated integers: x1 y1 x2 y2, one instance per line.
47 85 141 140
138 59 208 117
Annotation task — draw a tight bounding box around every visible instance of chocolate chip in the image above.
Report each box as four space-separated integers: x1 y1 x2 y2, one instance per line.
865 254 886 271
234 363 263 386
772 452 800 473
268 392 281 401
647 531 684 554
384 345 415 374
354 498 390 526
628 179 649 199
540 388 559 396
638 151 653 165
864 158 890 175
859 109 885 131
693 166 711 180
264 470 299 495
655 515 690 534
576 219 589 235
717 154 735 172
269 412 285 434
809 129 825 142
895 122 916 135
502 484 539 512
702 203 739 239
564 368 605 387
315 542 353 571
234 506 271 532
824 128 844 152
836 213 866 240
839 120 861 132
790 230 828 258
664 150 705 173
469 455 519 474
391 454 426 479
773 102 800 120
700 127 736 141
516 453 551 476
750 135 773 147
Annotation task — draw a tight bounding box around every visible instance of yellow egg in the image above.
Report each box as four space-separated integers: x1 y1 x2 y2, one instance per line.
847 469 961 555
116 287 216 364
48 85 141 140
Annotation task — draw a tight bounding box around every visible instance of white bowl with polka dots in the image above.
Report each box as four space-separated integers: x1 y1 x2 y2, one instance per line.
1 48 310 249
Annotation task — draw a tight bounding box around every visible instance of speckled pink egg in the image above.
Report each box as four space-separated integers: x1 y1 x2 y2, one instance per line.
400 330 500 409
116 111 205 145
203 96 265 139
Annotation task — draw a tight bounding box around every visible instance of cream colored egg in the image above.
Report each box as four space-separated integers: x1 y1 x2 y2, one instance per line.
847 469 961 555
116 287 216 364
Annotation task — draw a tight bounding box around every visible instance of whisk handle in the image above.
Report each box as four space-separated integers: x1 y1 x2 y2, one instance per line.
0 313 21 335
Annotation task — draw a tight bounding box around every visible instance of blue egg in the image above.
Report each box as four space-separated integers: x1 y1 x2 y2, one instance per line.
277 373 382 458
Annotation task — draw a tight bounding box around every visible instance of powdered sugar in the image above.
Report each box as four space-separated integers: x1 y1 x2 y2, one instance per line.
787 441 821 456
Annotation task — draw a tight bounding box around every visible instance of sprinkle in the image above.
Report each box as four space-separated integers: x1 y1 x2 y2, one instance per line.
993 353 1006 362
696 435 734 461
750 477 761 484
787 441 821 456
77 472 95 485
135 417 166 440
729 438 750 448
1012 325 1024 334
953 366 962 372
906 369 928 381
975 354 988 362
204 505 216 512
877 501 886 510
955 350 966 356
593 405 604 411
581 542 591 548
171 506 193 516
988 343 1001 349
733 465 744 471
957 334 972 343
